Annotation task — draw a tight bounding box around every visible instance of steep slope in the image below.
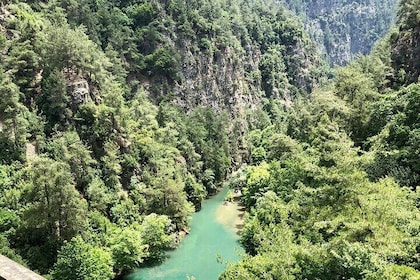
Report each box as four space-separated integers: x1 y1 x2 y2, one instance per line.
391 0 420 84
221 0 420 279
283 0 398 65
61 0 323 112
0 0 323 278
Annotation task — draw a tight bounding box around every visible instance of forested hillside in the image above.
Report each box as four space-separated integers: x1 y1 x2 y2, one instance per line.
283 0 398 65
1 0 420 280
0 0 322 278
221 0 420 279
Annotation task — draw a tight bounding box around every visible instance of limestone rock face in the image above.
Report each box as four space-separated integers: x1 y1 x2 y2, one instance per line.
138 0 397 117
173 40 262 115
283 0 398 66
144 3 321 116
69 79 90 105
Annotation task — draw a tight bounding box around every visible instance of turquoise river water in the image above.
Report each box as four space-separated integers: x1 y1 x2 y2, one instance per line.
124 187 243 280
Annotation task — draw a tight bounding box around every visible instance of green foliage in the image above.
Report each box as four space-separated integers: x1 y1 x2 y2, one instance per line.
184 174 206 210
250 146 266 165
367 83 420 187
109 226 148 274
333 64 380 145
383 265 420 279
265 133 301 161
22 157 88 241
226 128 420 279
187 108 231 188
86 177 112 213
144 47 181 81
40 69 71 127
0 235 25 265
259 46 288 98
295 241 382 280
242 162 271 209
127 3 158 27
110 198 141 226
140 214 174 261
225 22 420 275
16 157 88 272
0 0 418 279
46 131 96 192
39 22 110 80
0 69 28 162
52 236 114 280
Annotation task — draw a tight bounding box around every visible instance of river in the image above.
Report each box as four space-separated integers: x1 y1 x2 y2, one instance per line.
124 186 243 280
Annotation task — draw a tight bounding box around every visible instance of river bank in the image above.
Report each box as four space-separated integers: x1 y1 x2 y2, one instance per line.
215 193 245 235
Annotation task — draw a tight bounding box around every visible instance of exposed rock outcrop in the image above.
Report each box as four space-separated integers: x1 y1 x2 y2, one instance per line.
97 1 319 122
391 1 420 85
283 0 398 66
173 40 262 115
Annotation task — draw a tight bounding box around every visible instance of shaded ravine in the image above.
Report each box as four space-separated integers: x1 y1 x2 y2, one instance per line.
124 186 244 280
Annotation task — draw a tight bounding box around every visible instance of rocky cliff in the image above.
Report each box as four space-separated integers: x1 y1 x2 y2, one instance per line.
283 0 398 66
134 0 323 114
391 0 420 85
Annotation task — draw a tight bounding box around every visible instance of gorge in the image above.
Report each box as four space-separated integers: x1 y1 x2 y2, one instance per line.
2 0 420 279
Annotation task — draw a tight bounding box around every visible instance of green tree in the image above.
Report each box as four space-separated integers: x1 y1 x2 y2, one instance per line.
109 226 148 274
334 65 380 146
140 214 174 261
38 69 72 129
47 131 97 192
0 68 28 162
52 235 114 280
242 162 271 208
22 157 88 241
251 146 266 164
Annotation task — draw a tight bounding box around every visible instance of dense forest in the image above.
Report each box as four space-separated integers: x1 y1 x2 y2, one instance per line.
221 0 420 278
0 0 321 278
1 0 420 279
